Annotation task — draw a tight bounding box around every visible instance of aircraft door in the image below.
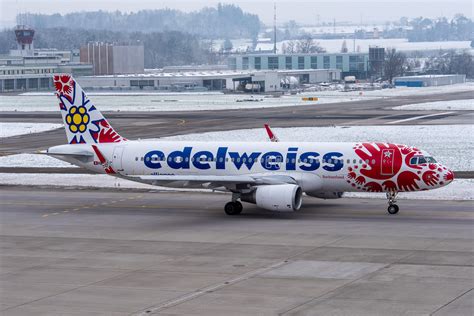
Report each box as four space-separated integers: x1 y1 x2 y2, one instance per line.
112 146 125 172
380 148 395 175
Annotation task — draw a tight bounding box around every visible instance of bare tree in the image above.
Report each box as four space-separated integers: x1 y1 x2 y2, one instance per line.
449 52 474 78
283 40 296 54
341 40 348 53
296 35 325 53
384 48 407 83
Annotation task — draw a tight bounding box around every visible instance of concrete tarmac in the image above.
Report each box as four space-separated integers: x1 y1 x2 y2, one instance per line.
1 187 473 315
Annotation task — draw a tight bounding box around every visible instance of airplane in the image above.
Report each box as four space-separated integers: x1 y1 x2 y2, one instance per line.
44 74 454 215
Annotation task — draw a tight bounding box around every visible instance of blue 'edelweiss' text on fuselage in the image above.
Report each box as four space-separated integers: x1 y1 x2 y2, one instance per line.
144 147 344 172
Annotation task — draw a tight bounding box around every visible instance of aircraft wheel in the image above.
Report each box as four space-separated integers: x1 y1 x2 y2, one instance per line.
387 204 399 215
225 202 243 215
234 201 243 213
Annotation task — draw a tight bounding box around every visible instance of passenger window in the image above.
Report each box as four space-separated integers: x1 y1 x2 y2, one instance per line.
347 159 350 164
371 159 376 164
353 159 356 164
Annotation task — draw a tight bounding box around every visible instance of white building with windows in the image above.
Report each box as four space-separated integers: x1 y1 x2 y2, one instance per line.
228 52 370 79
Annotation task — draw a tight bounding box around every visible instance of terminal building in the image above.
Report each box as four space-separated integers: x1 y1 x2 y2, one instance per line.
228 52 369 79
77 68 341 93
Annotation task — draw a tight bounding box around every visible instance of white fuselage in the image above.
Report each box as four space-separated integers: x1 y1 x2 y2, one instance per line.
49 140 454 194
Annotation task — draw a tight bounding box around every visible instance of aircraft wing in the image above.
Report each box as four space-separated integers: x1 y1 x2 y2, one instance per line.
134 174 297 190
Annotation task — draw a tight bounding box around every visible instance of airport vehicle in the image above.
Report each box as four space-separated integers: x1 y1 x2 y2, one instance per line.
45 75 454 215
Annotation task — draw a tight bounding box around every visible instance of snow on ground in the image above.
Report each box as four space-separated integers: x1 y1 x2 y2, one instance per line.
0 154 76 168
0 92 372 112
0 122 63 138
393 99 474 111
0 173 470 200
1 82 472 112
163 125 474 171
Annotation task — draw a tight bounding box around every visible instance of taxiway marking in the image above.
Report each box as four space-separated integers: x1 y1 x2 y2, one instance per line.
386 111 454 124
133 260 289 316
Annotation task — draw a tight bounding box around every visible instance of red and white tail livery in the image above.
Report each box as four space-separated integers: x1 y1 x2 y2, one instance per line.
54 74 126 144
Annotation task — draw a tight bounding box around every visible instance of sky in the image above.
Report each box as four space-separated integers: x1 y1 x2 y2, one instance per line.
1 0 472 28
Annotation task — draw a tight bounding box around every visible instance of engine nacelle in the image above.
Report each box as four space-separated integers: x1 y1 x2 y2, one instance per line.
306 191 344 199
241 184 303 212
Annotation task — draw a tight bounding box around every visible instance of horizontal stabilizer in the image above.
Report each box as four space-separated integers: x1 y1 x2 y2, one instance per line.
39 150 94 158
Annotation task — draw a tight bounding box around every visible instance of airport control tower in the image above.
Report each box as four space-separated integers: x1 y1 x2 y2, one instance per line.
11 25 35 56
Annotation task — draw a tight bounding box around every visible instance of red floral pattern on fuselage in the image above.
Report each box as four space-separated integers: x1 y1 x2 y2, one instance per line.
346 142 451 192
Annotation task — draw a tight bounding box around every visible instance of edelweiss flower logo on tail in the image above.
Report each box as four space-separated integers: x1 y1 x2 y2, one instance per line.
53 74 126 144
66 106 89 133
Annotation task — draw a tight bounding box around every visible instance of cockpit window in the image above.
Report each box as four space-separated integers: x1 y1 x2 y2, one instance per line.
411 156 437 165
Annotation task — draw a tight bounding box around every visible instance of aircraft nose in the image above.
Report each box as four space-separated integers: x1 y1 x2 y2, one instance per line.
442 167 454 185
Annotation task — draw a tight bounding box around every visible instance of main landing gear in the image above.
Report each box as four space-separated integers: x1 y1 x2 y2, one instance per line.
386 191 399 215
224 201 243 215
224 193 243 215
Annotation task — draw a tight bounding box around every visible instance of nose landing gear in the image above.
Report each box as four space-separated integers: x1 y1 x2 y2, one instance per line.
386 191 399 215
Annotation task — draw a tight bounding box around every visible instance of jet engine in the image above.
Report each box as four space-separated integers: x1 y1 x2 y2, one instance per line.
241 184 303 212
306 192 344 199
